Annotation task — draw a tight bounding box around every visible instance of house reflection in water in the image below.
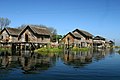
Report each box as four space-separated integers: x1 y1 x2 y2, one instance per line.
0 51 55 74
62 49 113 68
0 51 20 69
63 50 93 68
93 49 112 61
20 51 55 74
0 49 114 73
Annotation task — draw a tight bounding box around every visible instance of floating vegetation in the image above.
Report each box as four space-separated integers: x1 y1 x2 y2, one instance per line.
34 47 63 53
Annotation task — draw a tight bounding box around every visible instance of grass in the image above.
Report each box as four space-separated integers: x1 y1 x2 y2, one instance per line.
115 46 120 48
35 46 90 53
0 47 11 52
34 47 63 53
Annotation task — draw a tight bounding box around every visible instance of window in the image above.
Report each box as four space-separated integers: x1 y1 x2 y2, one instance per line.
25 34 29 42
86 37 89 40
42 37 44 41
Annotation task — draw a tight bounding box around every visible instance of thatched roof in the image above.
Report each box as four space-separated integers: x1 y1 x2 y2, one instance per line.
93 36 105 40
1 27 22 36
62 32 82 40
19 25 51 37
1 25 52 38
73 29 93 38
62 28 93 40
109 40 114 44
30 25 51 35
71 32 83 39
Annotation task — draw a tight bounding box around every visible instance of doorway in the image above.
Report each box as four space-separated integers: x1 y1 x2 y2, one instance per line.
25 34 28 42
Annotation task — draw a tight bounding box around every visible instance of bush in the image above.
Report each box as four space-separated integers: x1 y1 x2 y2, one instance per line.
34 47 62 53
115 46 120 48
0 48 11 52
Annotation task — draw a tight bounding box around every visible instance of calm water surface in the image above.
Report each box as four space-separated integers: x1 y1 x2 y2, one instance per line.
0 49 120 80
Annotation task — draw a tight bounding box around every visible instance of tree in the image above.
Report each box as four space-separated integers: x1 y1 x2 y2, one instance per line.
47 27 57 35
0 17 11 30
17 24 26 29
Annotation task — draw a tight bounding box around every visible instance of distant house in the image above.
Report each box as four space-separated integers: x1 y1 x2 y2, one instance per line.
73 29 93 47
62 29 93 48
93 36 106 48
62 32 82 48
0 27 21 42
109 40 115 47
18 25 51 43
93 36 115 48
105 40 115 48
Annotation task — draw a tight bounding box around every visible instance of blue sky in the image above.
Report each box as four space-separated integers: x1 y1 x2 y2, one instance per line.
0 0 120 45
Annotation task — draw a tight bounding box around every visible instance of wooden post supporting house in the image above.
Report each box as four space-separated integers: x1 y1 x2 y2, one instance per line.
0 25 52 53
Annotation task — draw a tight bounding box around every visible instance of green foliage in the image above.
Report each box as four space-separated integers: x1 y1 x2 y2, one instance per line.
51 35 62 42
35 46 90 54
34 47 62 53
0 48 11 52
115 46 120 48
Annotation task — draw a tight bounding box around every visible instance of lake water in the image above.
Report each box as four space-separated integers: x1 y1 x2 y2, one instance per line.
0 49 120 80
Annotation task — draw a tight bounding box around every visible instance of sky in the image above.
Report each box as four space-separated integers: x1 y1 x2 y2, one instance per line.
0 0 120 45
